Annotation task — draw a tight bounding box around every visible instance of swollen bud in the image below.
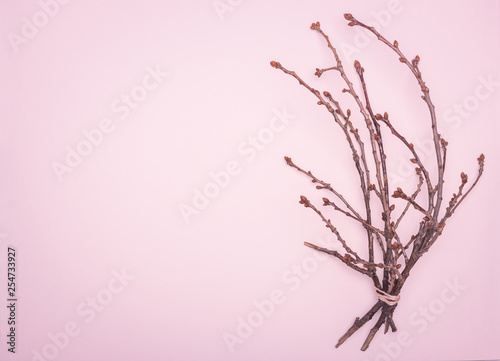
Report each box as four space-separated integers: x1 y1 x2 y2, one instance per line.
310 22 320 30
299 195 310 207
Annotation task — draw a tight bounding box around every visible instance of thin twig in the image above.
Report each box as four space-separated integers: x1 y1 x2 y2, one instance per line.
270 14 484 351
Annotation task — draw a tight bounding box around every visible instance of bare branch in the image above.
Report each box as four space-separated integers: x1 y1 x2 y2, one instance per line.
271 15 484 351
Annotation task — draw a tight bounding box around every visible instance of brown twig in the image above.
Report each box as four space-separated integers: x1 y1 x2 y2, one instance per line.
270 14 485 350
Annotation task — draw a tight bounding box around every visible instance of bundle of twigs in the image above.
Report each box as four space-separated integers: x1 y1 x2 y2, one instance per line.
270 14 484 350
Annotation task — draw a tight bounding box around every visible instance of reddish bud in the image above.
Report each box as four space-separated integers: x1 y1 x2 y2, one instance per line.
344 13 353 20
310 21 320 30
323 91 331 97
299 195 310 207
270 61 279 68
317 101 322 105
392 187 404 198
354 60 361 69
384 112 388 120
393 40 399 47
389 204 395 211
399 57 406 63
410 158 417 164
396 264 402 269
375 113 382 120
348 21 355 27
347 109 351 116
343 254 354 263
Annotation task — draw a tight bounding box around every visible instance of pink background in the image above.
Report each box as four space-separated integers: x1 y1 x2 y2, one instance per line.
1 1 499 360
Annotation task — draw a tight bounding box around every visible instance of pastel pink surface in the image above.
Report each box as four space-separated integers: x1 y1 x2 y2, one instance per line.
0 1 499 360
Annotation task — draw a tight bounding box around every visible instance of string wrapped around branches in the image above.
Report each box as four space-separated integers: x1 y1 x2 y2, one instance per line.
270 14 484 351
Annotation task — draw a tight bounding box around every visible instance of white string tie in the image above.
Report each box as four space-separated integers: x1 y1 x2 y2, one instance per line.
374 287 400 306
